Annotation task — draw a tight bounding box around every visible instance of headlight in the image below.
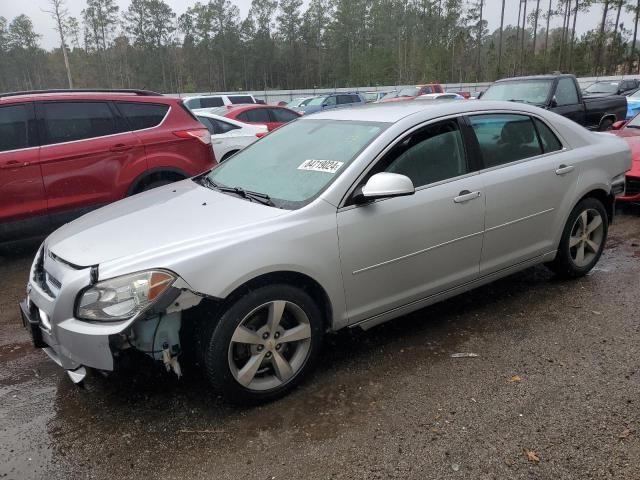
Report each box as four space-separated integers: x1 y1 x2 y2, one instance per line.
76 270 176 321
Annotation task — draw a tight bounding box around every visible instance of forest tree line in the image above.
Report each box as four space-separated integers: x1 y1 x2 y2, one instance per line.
1 0 640 94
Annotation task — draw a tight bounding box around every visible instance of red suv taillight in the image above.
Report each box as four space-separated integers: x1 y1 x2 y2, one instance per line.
173 128 212 145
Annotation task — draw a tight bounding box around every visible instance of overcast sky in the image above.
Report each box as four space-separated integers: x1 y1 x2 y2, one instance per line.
1 0 635 50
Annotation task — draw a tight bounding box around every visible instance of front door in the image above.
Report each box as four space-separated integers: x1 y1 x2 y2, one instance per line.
337 118 486 323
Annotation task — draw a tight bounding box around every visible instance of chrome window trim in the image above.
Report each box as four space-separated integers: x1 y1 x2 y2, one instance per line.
337 109 569 211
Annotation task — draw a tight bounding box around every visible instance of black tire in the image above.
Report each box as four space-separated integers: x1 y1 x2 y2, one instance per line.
548 197 608 278
598 118 614 131
220 150 239 162
203 284 324 404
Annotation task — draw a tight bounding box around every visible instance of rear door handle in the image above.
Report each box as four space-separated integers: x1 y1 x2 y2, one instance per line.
555 164 575 175
110 143 133 152
453 190 481 203
0 160 30 169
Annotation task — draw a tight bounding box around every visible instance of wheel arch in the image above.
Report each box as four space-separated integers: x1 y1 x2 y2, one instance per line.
577 188 614 224
127 167 190 196
221 270 334 332
598 114 617 131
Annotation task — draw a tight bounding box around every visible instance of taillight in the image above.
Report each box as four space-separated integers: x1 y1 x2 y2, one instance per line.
173 128 211 145
255 132 267 138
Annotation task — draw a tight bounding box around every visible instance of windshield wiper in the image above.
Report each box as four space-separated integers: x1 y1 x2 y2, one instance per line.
201 177 275 206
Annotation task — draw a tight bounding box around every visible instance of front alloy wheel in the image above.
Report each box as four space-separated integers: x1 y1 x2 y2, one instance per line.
204 284 323 404
228 300 312 391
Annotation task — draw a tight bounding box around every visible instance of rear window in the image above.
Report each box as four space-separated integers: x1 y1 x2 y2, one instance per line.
0 104 30 152
200 97 225 108
197 116 239 134
238 108 271 123
270 108 299 123
40 102 122 145
533 118 563 153
228 95 255 104
116 102 169 130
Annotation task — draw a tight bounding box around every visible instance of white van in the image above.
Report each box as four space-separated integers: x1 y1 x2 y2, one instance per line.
183 94 260 109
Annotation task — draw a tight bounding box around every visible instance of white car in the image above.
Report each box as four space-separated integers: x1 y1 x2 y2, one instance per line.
415 93 465 101
183 94 259 109
194 110 268 162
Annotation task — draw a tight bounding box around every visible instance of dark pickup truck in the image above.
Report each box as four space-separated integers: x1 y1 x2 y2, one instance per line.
481 74 627 131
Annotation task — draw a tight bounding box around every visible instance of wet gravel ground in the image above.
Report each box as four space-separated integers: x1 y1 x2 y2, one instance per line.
1 212 640 479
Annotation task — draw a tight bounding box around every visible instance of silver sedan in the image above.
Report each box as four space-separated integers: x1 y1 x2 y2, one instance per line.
21 100 631 403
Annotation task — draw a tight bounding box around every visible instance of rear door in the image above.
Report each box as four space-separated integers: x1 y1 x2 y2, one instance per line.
467 112 577 275
0 102 47 241
37 100 144 225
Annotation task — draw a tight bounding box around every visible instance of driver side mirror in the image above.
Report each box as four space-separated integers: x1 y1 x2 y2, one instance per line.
353 172 415 204
612 120 626 130
550 96 558 108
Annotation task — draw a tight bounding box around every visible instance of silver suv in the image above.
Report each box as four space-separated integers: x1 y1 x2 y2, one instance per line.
21 101 630 403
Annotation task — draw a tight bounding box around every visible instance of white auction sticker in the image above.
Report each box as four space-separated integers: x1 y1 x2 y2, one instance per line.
297 159 344 174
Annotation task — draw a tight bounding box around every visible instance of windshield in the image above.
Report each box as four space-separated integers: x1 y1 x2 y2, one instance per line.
585 82 619 94
307 96 327 106
205 119 387 208
398 87 420 97
481 80 553 104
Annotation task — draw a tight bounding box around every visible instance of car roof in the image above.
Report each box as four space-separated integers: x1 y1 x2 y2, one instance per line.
0 90 176 104
182 93 254 99
494 74 574 82
302 99 548 123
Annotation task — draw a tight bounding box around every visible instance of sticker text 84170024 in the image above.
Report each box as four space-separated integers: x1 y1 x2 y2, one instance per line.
297 159 344 174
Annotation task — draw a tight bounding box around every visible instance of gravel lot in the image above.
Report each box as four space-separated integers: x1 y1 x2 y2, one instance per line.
1 212 639 480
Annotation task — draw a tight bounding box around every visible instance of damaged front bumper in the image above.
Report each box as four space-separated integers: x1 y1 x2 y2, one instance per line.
20 246 203 382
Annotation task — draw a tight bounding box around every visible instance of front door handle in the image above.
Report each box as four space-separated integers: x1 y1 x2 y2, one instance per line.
0 160 30 169
110 143 133 152
453 190 481 203
555 164 575 175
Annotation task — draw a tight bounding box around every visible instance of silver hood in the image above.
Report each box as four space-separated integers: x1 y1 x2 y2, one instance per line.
46 179 286 267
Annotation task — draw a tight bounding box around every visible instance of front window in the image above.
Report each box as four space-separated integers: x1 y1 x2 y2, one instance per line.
481 80 553 105
398 87 420 97
584 82 619 94
205 119 387 208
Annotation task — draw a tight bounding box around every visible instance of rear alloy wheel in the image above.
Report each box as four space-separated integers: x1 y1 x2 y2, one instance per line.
204 284 323 404
548 198 608 278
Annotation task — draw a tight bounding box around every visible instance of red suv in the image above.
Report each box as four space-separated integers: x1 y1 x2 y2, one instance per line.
201 104 301 131
0 89 216 245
